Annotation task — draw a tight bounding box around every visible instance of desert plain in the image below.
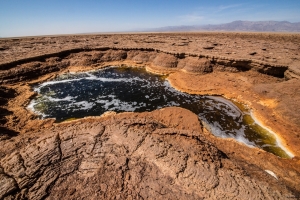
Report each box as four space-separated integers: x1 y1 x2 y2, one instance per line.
0 32 300 199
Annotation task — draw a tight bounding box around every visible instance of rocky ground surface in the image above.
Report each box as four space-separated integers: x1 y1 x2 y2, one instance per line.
0 32 300 199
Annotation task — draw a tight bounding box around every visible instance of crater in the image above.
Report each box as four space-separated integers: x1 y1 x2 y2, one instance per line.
1 33 300 199
28 66 292 158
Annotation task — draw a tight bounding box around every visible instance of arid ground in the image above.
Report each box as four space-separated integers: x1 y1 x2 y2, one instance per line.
0 32 300 199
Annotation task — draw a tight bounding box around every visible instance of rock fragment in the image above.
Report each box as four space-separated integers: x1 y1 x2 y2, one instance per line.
0 168 18 199
153 53 178 68
180 57 212 74
203 46 214 50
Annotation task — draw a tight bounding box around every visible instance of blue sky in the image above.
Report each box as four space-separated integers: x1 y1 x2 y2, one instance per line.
1 0 300 37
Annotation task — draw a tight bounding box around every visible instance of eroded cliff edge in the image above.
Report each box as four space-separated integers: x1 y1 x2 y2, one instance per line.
0 33 300 199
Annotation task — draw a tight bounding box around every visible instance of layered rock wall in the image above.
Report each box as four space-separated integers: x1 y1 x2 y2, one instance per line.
0 47 291 84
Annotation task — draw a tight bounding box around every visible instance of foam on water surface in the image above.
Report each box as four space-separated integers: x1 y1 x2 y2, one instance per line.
28 66 292 158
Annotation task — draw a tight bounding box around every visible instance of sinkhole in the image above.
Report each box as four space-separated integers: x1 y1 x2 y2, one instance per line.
28 66 292 158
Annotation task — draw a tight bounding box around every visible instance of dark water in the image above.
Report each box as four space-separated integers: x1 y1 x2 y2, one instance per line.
28 67 292 158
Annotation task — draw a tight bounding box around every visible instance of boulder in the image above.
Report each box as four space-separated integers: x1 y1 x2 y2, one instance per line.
182 57 212 74
153 53 178 68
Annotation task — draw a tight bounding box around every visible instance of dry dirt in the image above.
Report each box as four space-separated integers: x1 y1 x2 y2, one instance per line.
0 32 300 199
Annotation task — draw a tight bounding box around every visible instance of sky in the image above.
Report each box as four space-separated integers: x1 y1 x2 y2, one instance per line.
1 0 300 37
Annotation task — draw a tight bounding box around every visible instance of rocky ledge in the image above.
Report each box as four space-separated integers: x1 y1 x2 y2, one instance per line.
0 108 297 199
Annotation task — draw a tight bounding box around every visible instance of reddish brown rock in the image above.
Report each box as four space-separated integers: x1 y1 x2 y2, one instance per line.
181 57 212 74
0 108 296 199
0 32 300 199
153 53 178 68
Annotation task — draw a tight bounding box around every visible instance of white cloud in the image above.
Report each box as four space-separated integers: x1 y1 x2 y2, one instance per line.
217 4 243 12
177 3 249 25
178 14 204 23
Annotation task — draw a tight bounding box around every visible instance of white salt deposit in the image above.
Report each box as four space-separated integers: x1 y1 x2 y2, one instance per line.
250 111 294 158
48 96 74 102
73 101 95 110
265 170 278 180
27 100 49 118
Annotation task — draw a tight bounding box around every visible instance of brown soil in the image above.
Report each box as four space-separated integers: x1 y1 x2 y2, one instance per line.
0 32 300 199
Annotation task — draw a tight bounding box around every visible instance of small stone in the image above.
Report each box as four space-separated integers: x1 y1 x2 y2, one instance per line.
249 52 257 55
69 188 76 195
177 43 188 46
0 47 8 51
100 183 108 192
134 61 143 64
0 174 18 199
203 46 214 50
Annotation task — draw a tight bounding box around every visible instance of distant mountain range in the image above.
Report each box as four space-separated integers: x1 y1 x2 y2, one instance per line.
147 21 300 32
